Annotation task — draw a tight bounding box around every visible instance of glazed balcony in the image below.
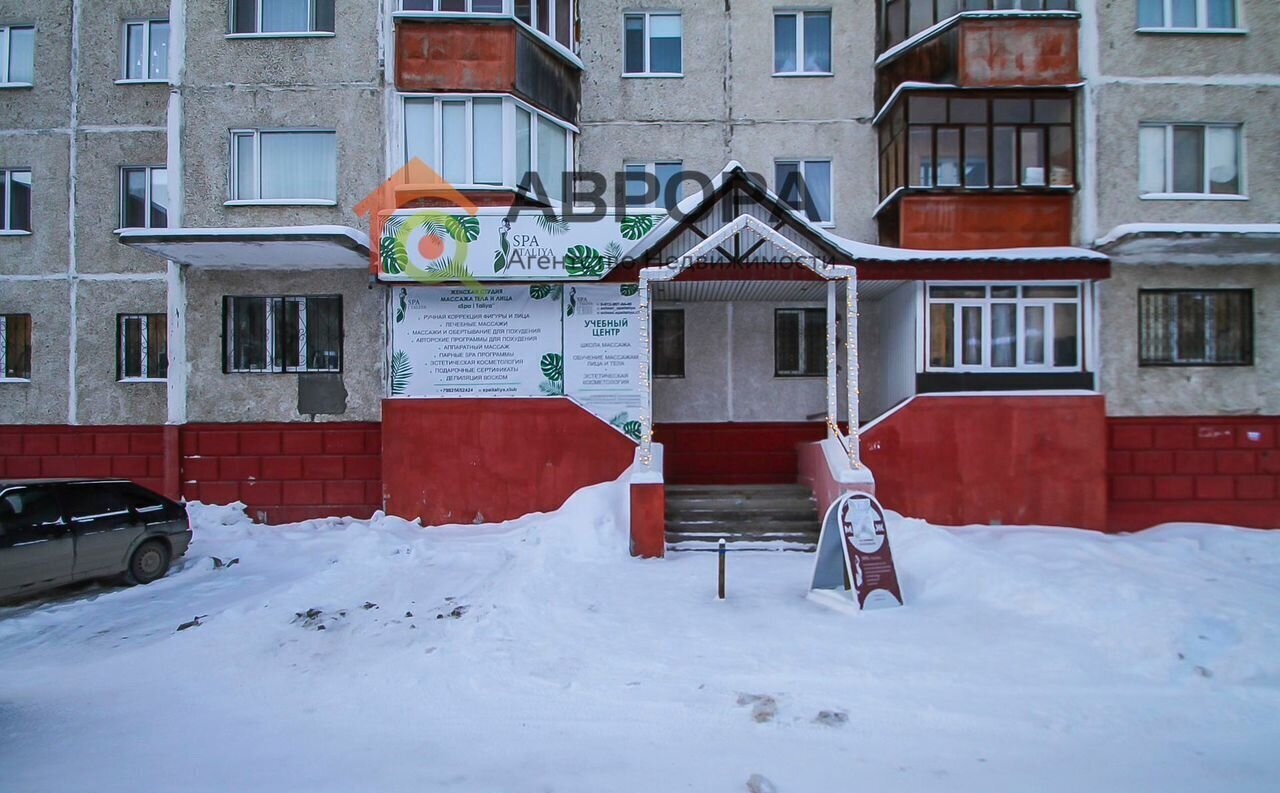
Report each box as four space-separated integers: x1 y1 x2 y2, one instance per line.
395 9 580 123
875 89 1077 249
876 1 1080 106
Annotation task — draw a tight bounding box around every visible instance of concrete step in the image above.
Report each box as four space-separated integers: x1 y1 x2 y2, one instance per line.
664 484 820 553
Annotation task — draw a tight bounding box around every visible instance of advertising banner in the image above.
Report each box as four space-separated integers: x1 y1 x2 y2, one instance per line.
562 284 645 441
810 492 904 611
389 285 564 398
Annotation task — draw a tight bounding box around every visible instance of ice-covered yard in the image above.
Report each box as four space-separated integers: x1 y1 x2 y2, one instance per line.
1 480 1278 793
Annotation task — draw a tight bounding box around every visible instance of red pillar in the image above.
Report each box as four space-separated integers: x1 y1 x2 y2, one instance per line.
162 424 182 501
630 482 665 558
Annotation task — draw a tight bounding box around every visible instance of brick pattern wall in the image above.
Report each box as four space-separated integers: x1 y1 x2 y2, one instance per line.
1108 417 1280 531
0 426 166 492
180 423 382 524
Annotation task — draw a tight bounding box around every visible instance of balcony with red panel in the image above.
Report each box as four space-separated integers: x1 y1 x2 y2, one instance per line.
876 1 1081 106
394 5 581 125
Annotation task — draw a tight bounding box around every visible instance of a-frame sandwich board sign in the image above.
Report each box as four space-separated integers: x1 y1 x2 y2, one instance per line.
809 492 903 611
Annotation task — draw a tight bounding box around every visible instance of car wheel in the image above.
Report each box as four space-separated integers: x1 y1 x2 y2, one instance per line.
127 540 171 585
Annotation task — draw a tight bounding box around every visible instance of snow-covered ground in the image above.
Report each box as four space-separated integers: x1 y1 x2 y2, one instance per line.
1 479 1278 793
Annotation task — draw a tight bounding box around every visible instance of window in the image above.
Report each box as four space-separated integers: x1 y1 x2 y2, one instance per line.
0 487 63 532
400 0 506 11
774 10 831 75
121 20 169 81
0 25 34 86
624 12 682 76
223 296 342 373
776 160 833 224
117 314 168 381
1 169 32 232
1 314 32 380
230 130 336 203
881 1 1076 50
624 162 682 210
1139 290 1251 366
403 95 575 201
1137 0 1238 30
880 94 1074 200
775 308 826 377
120 167 169 229
231 0 335 34
653 309 685 377
927 284 1081 371
1138 123 1242 197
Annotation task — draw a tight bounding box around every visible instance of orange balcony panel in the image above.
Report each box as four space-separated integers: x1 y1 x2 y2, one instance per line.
397 21 517 93
957 18 1079 87
897 193 1073 250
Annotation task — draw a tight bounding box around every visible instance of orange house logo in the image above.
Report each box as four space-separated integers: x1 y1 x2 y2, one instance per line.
354 158 481 288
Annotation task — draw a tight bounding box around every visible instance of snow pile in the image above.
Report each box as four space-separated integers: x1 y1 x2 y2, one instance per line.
1 481 1278 792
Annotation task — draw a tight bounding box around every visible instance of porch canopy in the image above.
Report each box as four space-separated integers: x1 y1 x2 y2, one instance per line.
118 226 371 270
1096 223 1280 266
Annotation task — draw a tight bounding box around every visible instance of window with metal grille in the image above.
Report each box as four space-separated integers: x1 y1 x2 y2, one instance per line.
223 296 342 373
775 308 827 377
1138 289 1252 366
653 309 685 378
117 314 168 381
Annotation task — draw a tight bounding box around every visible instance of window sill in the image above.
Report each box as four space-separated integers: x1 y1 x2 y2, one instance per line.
1139 193 1248 201
118 377 168 384
925 368 1084 375
0 230 33 237
1135 27 1247 36
0 82 34 89
224 199 338 207
622 73 684 79
227 370 342 375
1138 361 1253 368
114 78 170 85
224 32 335 40
772 71 833 78
0 377 31 384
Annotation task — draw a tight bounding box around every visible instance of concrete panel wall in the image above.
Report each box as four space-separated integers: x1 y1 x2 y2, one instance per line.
74 130 168 274
577 0 878 243
1096 0 1280 77
183 269 383 423
861 282 917 421
76 1 170 128
1098 263 1279 417
0 279 70 425
1094 84 1280 229
0 133 69 276
0 0 73 130
72 277 167 425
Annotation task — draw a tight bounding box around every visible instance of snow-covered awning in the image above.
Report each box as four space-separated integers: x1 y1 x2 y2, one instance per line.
1095 224 1280 266
118 226 371 270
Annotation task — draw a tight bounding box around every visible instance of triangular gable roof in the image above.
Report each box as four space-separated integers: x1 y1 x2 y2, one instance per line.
622 162 855 265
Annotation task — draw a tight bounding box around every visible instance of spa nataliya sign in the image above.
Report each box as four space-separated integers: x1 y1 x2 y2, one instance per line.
378 208 665 283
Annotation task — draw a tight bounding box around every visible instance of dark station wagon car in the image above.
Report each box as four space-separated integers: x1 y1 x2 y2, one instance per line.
0 478 192 602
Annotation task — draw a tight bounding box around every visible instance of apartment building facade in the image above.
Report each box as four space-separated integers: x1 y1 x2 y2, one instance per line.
0 1 1275 545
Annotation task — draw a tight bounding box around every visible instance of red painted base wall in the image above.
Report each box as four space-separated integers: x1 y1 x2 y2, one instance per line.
861 395 1109 529
0 425 166 492
382 398 635 525
0 423 381 524
1107 416 1280 531
654 422 827 484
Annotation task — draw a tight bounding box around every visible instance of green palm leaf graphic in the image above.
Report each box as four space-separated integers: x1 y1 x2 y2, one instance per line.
604 241 624 266
390 350 412 396
619 214 655 240
380 236 406 276
563 245 605 277
620 283 639 297
540 352 563 383
622 421 642 441
530 284 553 300
535 213 569 235
443 214 480 242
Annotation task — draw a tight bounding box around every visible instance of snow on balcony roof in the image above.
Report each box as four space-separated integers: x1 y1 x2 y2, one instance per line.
1095 223 1280 265
118 226 371 270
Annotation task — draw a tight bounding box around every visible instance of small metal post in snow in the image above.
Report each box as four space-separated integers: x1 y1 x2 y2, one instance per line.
717 538 727 600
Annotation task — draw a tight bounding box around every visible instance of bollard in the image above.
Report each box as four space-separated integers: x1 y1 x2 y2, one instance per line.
718 538 726 600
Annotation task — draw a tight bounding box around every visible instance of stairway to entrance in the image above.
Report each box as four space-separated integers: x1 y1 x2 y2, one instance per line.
664 484 821 552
